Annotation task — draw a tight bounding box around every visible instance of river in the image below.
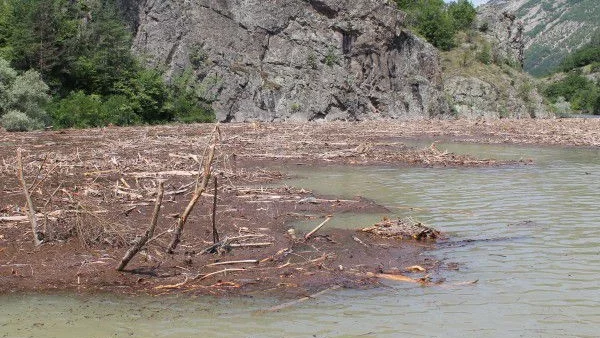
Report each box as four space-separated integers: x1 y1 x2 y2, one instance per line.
2 142 599 337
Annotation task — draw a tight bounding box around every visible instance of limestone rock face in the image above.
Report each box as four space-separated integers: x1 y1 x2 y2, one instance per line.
126 0 448 122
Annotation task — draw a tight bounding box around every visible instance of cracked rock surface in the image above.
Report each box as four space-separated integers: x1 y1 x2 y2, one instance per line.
121 0 449 122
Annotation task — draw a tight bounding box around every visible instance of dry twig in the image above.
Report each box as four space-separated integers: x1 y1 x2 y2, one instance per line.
167 125 220 253
304 216 332 240
117 181 165 271
16 149 43 246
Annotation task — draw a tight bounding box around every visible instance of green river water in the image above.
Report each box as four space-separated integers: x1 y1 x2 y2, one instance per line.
1 142 599 337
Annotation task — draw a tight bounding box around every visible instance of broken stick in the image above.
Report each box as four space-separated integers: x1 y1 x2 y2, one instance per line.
304 216 332 240
167 125 220 253
117 181 165 271
16 149 43 246
206 259 259 267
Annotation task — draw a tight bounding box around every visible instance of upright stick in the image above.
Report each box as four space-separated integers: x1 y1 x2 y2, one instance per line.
167 127 219 253
212 176 219 244
117 181 165 271
16 149 43 246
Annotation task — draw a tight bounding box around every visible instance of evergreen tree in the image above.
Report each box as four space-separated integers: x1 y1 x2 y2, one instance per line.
5 0 79 90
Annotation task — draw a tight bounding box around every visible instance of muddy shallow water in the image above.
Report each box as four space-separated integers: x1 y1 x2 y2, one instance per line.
2 142 600 337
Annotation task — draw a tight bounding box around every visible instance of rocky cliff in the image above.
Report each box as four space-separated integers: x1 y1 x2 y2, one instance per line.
122 0 448 122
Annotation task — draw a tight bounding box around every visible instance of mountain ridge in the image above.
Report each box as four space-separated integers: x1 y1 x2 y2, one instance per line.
479 0 600 76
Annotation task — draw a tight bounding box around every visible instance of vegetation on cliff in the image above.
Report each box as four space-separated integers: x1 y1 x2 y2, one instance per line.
0 0 214 131
394 0 477 51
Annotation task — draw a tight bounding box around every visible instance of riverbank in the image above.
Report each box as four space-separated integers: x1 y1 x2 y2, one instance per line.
1 119 598 296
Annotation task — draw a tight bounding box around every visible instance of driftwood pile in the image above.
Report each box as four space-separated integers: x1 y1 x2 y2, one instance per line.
361 218 441 241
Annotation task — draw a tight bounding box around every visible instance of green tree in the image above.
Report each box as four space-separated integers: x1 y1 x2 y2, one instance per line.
0 0 13 58
3 0 215 128
5 0 80 89
593 93 600 115
544 73 592 102
447 0 477 31
395 0 456 51
71 0 137 96
559 35 600 73
168 69 215 123
416 0 455 50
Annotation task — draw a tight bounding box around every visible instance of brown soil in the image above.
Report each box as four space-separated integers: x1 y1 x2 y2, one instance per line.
1 119 597 296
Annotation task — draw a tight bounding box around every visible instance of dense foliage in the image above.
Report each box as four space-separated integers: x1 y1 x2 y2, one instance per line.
395 0 476 51
0 58 50 131
0 0 214 131
542 33 600 115
544 73 599 115
559 34 600 73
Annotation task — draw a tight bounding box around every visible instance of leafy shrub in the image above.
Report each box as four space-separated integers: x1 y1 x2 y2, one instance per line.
476 42 492 65
49 91 105 128
543 73 599 114
102 95 141 126
594 94 600 115
169 69 215 123
1 110 41 131
0 57 49 130
325 47 339 67
479 22 489 33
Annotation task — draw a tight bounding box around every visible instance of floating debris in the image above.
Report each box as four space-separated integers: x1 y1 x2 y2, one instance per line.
361 218 441 241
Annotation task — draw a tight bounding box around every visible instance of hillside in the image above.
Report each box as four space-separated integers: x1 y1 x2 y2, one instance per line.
540 35 600 115
441 31 550 119
478 0 600 77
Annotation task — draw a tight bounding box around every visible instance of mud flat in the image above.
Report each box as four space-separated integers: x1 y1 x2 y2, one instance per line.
1 119 597 296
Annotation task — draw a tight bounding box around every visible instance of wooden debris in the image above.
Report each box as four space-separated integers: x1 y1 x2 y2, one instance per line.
201 234 269 254
211 176 219 244
405 265 426 272
229 242 272 248
206 259 259 267
195 268 246 281
154 276 189 290
128 170 197 178
361 218 440 241
168 125 220 253
16 149 43 246
304 216 332 240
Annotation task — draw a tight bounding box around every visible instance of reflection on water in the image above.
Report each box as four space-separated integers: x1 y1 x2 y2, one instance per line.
2 143 599 337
